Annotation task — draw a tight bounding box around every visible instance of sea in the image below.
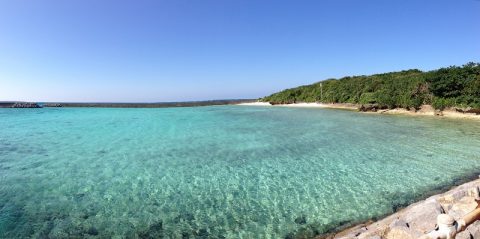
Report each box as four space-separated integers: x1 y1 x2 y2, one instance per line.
1 106 479 238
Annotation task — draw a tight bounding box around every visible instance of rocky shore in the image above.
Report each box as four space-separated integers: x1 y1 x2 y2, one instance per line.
319 178 480 239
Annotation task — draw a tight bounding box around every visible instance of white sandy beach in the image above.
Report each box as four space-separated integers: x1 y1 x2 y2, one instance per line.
237 102 358 109
237 102 480 120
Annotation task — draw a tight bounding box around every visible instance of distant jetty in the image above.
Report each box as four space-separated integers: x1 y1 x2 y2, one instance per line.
47 99 256 108
42 103 62 107
1 99 256 108
0 102 42 108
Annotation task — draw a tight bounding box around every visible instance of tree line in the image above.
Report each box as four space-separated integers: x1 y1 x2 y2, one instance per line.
261 63 480 110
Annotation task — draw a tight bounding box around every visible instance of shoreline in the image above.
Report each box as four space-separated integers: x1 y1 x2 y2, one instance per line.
237 102 480 120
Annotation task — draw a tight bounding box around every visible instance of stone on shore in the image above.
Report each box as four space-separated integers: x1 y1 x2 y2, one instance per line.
402 200 443 233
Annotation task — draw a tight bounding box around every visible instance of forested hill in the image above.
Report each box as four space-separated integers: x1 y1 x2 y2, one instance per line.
261 63 480 110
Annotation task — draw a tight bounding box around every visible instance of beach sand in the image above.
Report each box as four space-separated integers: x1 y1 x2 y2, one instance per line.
237 102 480 120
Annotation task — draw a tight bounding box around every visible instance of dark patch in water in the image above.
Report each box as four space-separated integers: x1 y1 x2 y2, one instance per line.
80 205 98 219
288 224 323 238
284 232 295 239
19 161 44 171
74 193 86 202
392 202 407 212
37 220 55 238
139 221 163 239
0 203 24 230
195 228 209 239
295 215 307 225
97 150 107 155
1 146 18 152
87 227 99 235
174 212 195 223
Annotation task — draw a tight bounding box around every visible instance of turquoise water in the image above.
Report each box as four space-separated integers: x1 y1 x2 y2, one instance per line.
1 106 480 238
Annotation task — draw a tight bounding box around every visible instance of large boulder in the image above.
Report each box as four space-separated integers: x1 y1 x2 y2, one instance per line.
401 200 444 233
359 104 379 112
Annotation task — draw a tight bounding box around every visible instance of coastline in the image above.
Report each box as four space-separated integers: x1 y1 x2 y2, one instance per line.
237 102 480 120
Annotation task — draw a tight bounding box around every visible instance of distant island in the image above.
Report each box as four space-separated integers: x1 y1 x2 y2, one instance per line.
0 99 255 108
261 63 480 113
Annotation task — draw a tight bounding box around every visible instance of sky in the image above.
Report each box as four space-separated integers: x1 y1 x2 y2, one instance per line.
0 0 479 102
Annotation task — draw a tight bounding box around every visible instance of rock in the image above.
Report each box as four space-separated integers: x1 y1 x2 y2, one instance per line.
356 231 382 239
449 196 478 219
451 190 468 201
439 194 457 204
333 225 368 238
359 104 379 112
455 230 473 239
468 186 480 200
467 220 480 238
466 108 480 114
401 202 443 233
385 226 421 239
389 219 408 228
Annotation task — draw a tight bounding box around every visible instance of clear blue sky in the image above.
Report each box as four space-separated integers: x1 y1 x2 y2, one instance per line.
1 0 479 102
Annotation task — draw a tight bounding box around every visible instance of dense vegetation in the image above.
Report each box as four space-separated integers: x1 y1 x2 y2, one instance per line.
262 63 480 110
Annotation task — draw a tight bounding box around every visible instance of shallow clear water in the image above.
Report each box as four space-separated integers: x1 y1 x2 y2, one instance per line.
1 106 480 238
